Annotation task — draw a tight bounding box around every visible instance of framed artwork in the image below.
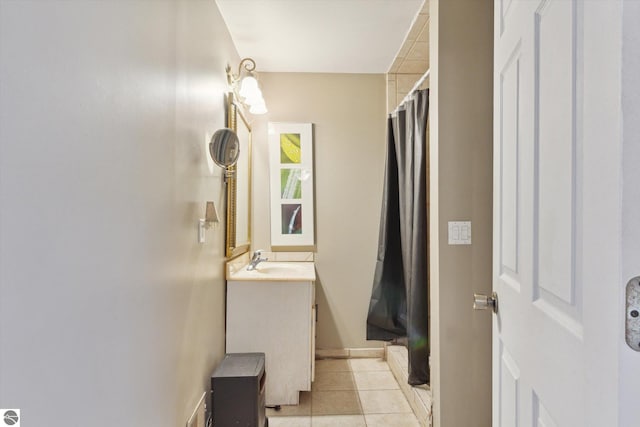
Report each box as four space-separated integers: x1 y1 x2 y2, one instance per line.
268 122 315 247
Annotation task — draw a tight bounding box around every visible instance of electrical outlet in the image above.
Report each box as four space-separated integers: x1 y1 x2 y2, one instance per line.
186 392 207 427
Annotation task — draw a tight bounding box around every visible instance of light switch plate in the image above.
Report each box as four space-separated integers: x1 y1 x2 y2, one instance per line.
198 219 206 243
448 221 472 245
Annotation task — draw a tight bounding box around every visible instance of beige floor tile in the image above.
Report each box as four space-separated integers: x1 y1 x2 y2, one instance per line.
311 415 366 427
314 359 352 373
348 348 385 358
358 390 412 414
267 416 312 427
365 413 421 427
353 370 400 390
267 391 311 417
312 371 356 391
311 390 362 416
348 358 390 372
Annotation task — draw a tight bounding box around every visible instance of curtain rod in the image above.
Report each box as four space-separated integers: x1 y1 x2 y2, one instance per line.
394 69 430 112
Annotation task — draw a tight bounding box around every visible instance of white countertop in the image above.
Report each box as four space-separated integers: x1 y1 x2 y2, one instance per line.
227 261 316 282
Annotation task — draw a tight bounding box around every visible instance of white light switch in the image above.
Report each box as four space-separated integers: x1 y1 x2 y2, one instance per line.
448 221 472 245
198 219 206 243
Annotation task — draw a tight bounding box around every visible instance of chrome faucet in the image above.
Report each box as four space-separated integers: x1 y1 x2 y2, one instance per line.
247 249 268 271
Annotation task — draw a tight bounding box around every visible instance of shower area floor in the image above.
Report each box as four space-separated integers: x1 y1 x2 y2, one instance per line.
386 344 432 426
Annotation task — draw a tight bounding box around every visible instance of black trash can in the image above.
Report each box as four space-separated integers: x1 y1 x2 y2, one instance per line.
210 352 267 427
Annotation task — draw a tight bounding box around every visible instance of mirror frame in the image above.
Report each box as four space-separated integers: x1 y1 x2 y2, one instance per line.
225 93 252 258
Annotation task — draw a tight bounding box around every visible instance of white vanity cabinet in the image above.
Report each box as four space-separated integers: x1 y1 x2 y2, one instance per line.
226 269 316 406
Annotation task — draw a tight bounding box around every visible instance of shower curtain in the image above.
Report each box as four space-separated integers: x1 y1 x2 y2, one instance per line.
366 89 429 385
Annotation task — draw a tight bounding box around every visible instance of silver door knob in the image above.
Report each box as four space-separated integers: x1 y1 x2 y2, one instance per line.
473 292 498 314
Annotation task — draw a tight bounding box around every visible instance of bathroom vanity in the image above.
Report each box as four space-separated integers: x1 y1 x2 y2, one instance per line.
226 259 316 405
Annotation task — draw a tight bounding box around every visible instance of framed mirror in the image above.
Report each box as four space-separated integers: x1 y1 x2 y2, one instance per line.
225 93 252 258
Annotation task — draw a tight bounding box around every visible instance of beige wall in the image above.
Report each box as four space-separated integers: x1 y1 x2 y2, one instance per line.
250 73 387 349
429 0 494 426
0 1 236 425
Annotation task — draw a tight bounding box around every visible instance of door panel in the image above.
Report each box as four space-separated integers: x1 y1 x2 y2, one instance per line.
493 0 623 426
533 393 558 427
499 41 521 282
534 0 581 329
499 345 520 426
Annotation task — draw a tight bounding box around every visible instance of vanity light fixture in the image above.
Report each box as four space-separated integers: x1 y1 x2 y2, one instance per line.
226 57 268 115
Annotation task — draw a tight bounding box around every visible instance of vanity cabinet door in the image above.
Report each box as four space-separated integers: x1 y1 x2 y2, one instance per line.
226 280 315 406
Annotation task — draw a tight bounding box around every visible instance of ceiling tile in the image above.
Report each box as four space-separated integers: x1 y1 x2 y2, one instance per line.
388 57 403 73
397 60 429 74
387 78 397 94
406 14 429 41
396 92 409 104
421 0 430 15
398 42 412 58
397 73 424 92
407 42 429 61
417 23 430 42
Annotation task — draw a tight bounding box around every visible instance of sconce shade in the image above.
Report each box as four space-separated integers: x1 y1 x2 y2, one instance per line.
250 101 268 115
243 88 264 106
239 76 259 99
228 57 268 115
205 201 219 223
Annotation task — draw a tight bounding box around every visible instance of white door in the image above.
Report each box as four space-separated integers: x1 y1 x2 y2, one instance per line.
493 0 630 426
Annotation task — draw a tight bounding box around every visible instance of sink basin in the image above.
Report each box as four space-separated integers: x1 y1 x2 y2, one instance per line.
227 261 316 282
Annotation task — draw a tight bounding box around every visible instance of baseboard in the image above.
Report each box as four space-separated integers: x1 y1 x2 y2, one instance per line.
315 347 385 359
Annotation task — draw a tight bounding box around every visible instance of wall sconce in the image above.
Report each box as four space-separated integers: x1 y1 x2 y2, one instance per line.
198 201 220 243
226 58 268 115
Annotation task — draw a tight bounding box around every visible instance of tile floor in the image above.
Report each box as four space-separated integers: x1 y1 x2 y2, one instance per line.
267 358 421 427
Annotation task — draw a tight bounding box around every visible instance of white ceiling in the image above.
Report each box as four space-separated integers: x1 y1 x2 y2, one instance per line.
215 0 424 74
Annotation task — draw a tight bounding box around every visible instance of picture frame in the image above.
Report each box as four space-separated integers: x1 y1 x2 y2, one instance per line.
268 122 315 247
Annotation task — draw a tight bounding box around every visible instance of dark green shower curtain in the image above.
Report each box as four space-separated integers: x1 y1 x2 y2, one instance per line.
366 89 429 385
